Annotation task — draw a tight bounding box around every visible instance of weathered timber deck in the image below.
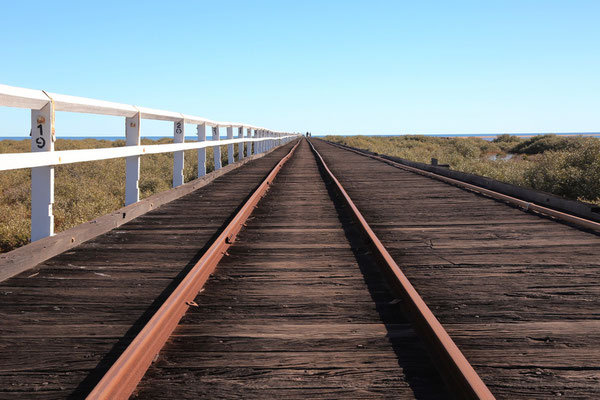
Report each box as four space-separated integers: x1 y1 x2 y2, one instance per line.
2 136 600 399
311 138 600 399
132 139 448 399
0 142 296 399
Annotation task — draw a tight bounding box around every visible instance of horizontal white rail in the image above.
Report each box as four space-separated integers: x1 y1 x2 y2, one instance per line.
0 83 300 243
0 84 268 129
0 136 296 171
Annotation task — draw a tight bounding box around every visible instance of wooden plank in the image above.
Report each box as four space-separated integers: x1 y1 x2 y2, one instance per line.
311 139 600 399
132 139 448 399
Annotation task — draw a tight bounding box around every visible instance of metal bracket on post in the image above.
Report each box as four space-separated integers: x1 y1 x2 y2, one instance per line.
173 118 185 187
197 124 206 177
238 127 244 160
125 112 141 205
212 126 221 170
246 128 252 156
227 126 234 165
30 99 55 241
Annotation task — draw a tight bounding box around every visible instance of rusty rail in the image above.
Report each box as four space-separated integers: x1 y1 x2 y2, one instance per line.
307 139 495 400
86 139 301 400
324 140 600 233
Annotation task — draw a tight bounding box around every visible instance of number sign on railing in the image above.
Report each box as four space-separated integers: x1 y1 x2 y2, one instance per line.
0 84 299 242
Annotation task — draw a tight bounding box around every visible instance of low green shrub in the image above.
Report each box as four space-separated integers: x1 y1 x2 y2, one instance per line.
493 134 522 143
525 140 600 203
325 134 600 206
510 134 586 154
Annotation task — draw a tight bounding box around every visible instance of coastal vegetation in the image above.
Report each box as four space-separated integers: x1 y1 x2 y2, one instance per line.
0 138 234 253
324 134 600 207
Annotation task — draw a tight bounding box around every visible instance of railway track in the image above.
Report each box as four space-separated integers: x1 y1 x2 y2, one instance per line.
310 138 600 398
0 142 298 398
86 138 492 399
1 136 599 399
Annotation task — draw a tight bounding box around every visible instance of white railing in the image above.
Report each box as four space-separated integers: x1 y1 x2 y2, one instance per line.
0 84 299 242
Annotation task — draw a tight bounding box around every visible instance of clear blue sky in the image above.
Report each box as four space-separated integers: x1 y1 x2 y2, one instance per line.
1 0 599 136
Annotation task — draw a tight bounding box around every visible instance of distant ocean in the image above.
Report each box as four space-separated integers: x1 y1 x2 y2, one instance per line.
1 133 600 141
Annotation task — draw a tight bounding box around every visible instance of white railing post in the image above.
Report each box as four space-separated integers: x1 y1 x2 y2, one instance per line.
212 126 221 170
265 131 269 151
238 127 244 160
269 132 272 150
30 101 55 241
259 130 264 153
246 128 252 156
173 119 185 187
227 126 234 165
197 123 206 177
125 112 141 205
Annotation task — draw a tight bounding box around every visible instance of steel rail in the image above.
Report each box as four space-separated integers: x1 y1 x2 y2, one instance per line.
307 139 495 400
324 140 600 233
86 138 301 400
